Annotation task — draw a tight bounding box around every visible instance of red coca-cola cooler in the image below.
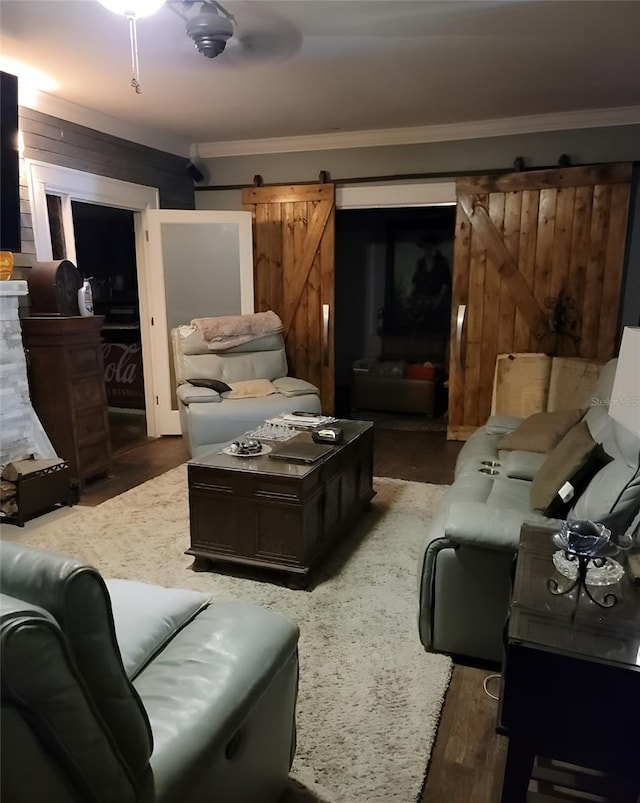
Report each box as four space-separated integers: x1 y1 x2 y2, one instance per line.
101 325 145 410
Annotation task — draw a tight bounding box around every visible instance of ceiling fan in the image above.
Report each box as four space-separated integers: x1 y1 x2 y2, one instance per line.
168 0 236 59
97 0 301 93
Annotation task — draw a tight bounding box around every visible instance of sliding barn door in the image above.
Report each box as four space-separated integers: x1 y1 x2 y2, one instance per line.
242 184 336 412
448 163 632 440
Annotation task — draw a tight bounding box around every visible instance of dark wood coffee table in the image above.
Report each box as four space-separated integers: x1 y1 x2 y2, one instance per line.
186 420 374 587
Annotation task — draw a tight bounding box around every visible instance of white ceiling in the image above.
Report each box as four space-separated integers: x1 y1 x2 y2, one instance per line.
2 0 640 156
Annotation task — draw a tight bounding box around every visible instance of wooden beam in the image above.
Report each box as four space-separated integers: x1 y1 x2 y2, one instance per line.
242 185 334 205
282 197 334 336
458 193 543 333
457 163 633 194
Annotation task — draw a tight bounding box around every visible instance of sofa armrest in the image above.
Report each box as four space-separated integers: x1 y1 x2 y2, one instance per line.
272 376 319 397
503 450 547 481
177 384 222 404
1 593 138 803
444 502 551 552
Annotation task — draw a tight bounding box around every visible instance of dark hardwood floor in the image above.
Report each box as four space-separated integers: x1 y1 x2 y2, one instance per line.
79 422 507 802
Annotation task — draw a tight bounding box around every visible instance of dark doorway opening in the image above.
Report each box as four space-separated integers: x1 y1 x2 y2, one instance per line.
71 202 147 453
335 205 455 424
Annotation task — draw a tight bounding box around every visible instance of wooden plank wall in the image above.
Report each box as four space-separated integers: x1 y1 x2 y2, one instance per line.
15 106 194 270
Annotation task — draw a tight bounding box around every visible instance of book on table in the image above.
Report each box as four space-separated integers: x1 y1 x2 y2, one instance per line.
266 412 336 429
268 440 334 464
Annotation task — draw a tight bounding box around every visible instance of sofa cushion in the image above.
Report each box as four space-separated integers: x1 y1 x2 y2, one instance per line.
224 379 278 399
187 377 232 393
106 580 211 679
134 600 299 803
497 408 585 453
530 421 608 516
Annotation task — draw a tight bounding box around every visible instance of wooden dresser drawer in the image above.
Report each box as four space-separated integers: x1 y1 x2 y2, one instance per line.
76 409 109 446
72 379 106 411
67 343 104 377
78 441 111 478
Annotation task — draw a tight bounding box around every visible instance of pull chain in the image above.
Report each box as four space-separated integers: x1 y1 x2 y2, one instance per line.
127 12 142 94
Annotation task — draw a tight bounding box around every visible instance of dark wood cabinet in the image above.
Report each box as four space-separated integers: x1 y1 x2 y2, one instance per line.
21 316 112 487
499 524 640 802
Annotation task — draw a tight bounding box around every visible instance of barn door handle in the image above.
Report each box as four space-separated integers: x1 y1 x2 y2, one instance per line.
322 304 330 367
455 304 466 373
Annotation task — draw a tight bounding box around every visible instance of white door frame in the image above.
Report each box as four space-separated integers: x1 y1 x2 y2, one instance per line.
26 160 162 435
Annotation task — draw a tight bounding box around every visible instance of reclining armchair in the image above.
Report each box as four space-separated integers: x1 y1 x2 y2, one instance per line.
171 313 321 458
0 540 300 803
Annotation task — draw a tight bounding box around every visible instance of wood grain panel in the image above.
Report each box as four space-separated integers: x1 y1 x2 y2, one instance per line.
479 193 505 423
306 202 323 394
253 203 270 311
514 190 539 352
582 184 612 356
598 182 632 360
545 186 576 356
567 185 594 357
292 200 309 380
530 188 557 351
497 191 521 354
268 203 283 315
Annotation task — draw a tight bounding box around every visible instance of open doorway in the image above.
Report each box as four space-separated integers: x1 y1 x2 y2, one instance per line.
335 205 456 423
71 202 147 452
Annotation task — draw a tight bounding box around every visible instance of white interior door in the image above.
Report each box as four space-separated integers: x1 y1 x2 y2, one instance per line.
143 209 254 435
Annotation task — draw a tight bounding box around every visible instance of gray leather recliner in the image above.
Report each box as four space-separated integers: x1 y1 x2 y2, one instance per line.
171 325 321 458
0 540 300 803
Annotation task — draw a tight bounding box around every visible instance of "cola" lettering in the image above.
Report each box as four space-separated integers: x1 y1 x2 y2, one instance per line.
103 343 141 385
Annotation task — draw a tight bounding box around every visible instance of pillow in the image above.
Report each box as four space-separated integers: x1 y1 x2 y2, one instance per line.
497 408 585 453
530 421 610 517
272 376 320 397
223 378 278 399
187 377 232 393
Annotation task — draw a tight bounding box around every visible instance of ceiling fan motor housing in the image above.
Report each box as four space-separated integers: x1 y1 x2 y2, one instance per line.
186 4 234 57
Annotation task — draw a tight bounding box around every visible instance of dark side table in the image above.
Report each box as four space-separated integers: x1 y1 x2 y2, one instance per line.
498 523 640 803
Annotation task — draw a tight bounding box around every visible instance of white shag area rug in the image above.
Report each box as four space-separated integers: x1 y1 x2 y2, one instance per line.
2 468 452 803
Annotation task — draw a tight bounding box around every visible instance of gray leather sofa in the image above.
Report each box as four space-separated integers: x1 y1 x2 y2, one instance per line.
0 540 299 803
418 359 640 663
171 326 321 458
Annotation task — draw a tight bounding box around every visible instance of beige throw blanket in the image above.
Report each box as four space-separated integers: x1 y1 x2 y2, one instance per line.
191 311 283 351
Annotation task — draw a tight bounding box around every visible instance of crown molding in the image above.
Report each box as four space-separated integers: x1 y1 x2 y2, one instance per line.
21 90 191 157
197 106 640 159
